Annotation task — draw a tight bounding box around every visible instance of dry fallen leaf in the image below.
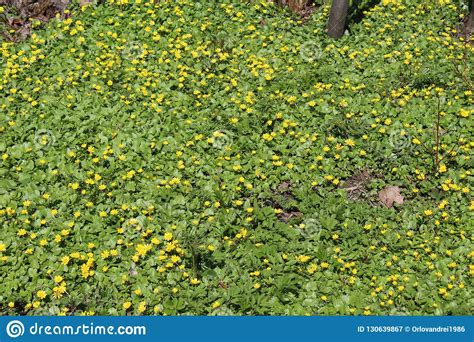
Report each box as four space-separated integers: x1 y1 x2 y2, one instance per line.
17 23 31 41
79 0 92 6
378 186 404 208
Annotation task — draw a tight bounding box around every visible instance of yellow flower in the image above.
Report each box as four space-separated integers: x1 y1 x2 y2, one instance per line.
37 290 47 299
253 283 261 289
0 243 6 252
344 139 355 147
137 301 147 313
123 301 132 310
438 200 448 209
164 232 173 241
212 301 221 309
307 263 318 274
61 256 70 265
170 255 180 263
424 210 433 216
459 109 469 118
296 255 310 263
439 164 447 173
190 278 200 285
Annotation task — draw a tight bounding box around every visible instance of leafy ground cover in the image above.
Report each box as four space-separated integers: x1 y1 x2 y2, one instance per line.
0 0 473 316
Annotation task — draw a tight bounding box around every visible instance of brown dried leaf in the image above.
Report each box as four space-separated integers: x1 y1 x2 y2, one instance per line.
378 186 404 208
277 181 291 192
278 211 303 223
17 23 31 40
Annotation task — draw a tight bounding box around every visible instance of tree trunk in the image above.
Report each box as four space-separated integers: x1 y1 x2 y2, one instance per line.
327 0 349 39
467 0 474 34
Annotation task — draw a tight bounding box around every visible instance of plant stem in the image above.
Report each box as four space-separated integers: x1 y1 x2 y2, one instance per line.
434 97 441 167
